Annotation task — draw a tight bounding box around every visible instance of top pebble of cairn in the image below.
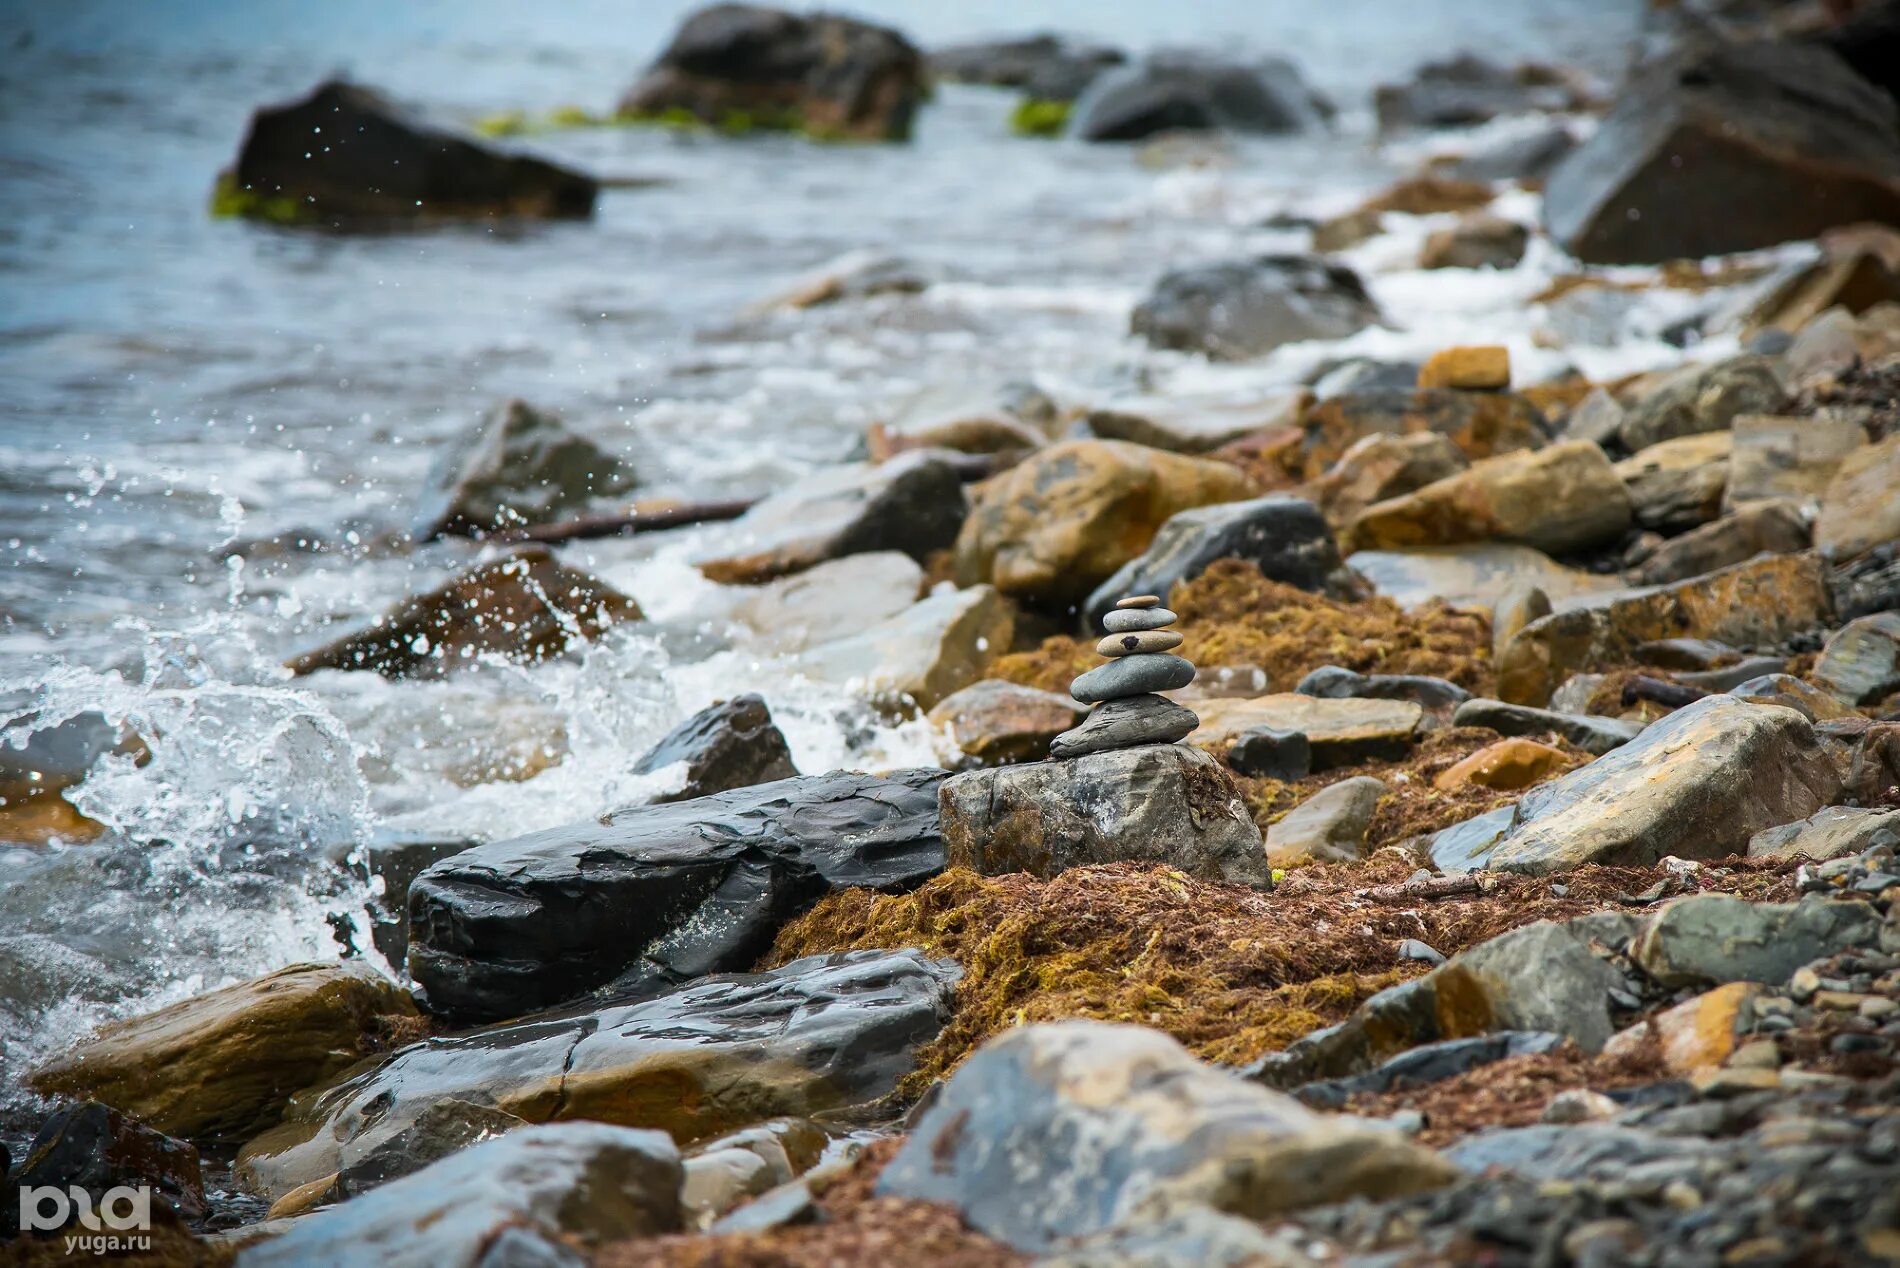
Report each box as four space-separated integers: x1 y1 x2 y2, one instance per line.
1049 595 1201 759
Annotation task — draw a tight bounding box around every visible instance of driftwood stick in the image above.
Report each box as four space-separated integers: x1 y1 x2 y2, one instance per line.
1358 873 1497 903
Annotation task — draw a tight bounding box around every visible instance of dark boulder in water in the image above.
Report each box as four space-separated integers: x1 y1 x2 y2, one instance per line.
216 80 597 227
618 4 926 141
1131 255 1381 361
1072 52 1330 142
4 1101 206 1233
630 693 799 803
1375 54 1589 131
406 767 948 1022
285 547 642 680
1542 39 1900 264
412 399 638 540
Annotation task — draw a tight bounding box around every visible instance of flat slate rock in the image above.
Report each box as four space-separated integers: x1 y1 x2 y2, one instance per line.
1071 652 1196 704
406 768 948 1022
1049 693 1199 759
1190 695 1422 768
1294 665 1470 715
1451 698 1641 757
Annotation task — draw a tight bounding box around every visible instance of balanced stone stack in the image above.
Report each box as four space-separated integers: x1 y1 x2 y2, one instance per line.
1051 595 1201 758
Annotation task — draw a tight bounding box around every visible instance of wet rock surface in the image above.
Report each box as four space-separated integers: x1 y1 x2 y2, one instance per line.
219 79 597 225
1131 255 1381 361
1072 53 1330 141
236 949 957 1201
411 398 637 540
618 4 926 141
285 547 643 679
405 768 948 1021
629 693 798 804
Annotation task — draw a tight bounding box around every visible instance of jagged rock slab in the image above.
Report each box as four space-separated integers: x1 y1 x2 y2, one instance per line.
406 768 948 1021
237 1123 682 1265
1048 693 1198 759
1082 495 1346 630
236 949 957 1201
1748 806 1900 861
878 1021 1455 1252
1429 695 1839 875
631 693 798 804
694 452 965 584
1496 553 1833 706
1346 440 1631 556
413 398 637 539
940 742 1266 886
1816 433 1900 559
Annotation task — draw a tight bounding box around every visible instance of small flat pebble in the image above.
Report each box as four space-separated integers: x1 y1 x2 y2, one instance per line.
1102 607 1176 633
1115 594 1161 609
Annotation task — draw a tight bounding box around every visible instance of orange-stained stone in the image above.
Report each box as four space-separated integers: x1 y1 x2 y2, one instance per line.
1603 981 1763 1075
1433 737 1573 792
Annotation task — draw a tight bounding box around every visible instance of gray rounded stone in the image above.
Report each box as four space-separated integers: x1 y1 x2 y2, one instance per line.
1095 630 1183 658
1071 653 1196 703
1050 694 1199 759
1102 607 1177 633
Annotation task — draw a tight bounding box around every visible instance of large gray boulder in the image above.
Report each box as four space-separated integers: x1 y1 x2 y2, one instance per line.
236 949 958 1201
1072 52 1329 141
406 768 947 1021
878 1021 1456 1253
1082 496 1347 631
1131 256 1381 361
1632 893 1883 988
939 743 1269 887
1429 695 1840 875
1542 39 1900 264
237 1123 682 1265
412 399 637 539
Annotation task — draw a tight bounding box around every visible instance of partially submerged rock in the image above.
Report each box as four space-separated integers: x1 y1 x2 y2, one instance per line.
239 1123 684 1265
217 80 597 226
406 767 948 1021
879 1021 1455 1252
1083 495 1346 630
929 32 1124 96
940 743 1268 886
1345 440 1631 556
238 950 956 1201
1376 54 1588 131
928 679 1085 766
1542 40 1900 263
285 547 642 679
617 4 926 141
695 452 965 585
953 439 1254 605
1430 695 1839 875
793 583 1013 711
629 693 798 803
411 399 637 539
1131 255 1380 361
1418 215 1529 270
28 961 419 1144
1496 553 1833 706
1071 52 1329 142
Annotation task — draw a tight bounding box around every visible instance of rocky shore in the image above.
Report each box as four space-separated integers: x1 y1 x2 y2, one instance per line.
7 0 1900 1265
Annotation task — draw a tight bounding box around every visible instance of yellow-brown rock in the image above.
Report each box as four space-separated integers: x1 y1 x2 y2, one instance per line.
1602 981 1762 1075
1346 440 1631 556
28 962 419 1144
1614 431 1732 533
1433 737 1573 792
1417 346 1511 391
1496 553 1834 706
953 439 1255 605
1302 389 1549 478
1190 694 1422 766
927 679 1085 765
1815 433 1900 559
1306 432 1468 530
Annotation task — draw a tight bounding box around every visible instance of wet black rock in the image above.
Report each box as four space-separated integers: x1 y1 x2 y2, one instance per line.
1132 256 1381 360
1542 39 1900 264
1071 51 1330 141
618 4 927 141
630 694 798 804
335 1099 528 1198
412 399 637 540
406 768 947 1021
4 1102 205 1233
219 80 596 227
929 33 1124 101
357 829 480 966
1083 496 1349 630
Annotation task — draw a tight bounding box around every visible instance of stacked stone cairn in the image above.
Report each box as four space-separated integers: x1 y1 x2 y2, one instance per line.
1050 594 1202 759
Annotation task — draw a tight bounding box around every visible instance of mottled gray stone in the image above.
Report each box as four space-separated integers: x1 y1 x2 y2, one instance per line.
1072 653 1196 703
1103 606 1177 633
1096 630 1184 658
1049 694 1199 759
1633 893 1883 988
1452 697 1641 757
1225 727 1312 780
1748 806 1900 861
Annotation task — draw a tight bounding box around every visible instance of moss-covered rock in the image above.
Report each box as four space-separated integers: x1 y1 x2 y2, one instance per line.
1009 97 1071 137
